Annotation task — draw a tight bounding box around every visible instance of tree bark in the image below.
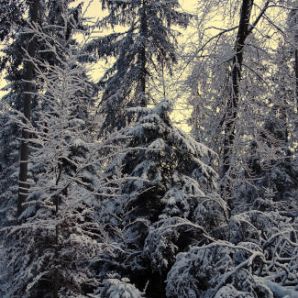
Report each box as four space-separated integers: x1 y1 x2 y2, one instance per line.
220 0 271 201
293 5 298 110
295 49 298 111
220 0 254 200
17 0 41 215
138 0 147 107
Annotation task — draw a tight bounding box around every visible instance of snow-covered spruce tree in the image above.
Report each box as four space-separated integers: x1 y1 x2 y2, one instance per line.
93 105 297 297
0 0 87 221
95 101 228 297
0 24 108 298
83 0 191 133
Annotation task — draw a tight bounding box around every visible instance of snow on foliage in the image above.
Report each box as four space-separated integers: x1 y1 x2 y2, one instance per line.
95 99 297 296
82 0 191 133
143 217 208 274
97 100 228 296
1 2 298 297
166 243 271 298
0 15 114 297
98 277 144 298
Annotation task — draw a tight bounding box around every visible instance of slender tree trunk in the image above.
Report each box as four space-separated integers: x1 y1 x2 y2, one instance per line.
279 100 289 147
138 0 147 107
293 4 298 111
295 49 298 111
53 164 62 298
17 0 41 215
220 0 254 200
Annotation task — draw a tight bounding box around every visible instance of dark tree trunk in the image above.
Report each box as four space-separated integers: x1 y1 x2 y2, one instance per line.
138 0 147 107
17 0 41 215
295 49 298 111
220 0 270 201
220 0 254 201
293 4 298 110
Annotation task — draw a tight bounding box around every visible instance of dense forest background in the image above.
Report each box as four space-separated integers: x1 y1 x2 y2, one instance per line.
0 0 298 297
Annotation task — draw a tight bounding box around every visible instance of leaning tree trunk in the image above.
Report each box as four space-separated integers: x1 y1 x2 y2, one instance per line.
17 0 41 215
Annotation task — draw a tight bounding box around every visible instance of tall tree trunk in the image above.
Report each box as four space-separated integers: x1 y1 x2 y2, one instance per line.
17 0 41 215
138 0 147 107
295 49 298 110
220 0 254 200
293 3 298 110
220 0 270 201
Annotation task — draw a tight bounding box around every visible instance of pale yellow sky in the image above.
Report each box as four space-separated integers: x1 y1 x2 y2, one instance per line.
80 0 197 130
0 0 196 96
84 0 197 18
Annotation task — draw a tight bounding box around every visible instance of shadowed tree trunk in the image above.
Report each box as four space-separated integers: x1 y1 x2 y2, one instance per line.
17 0 41 215
295 49 298 111
220 0 270 202
220 0 254 201
137 0 148 107
292 2 298 110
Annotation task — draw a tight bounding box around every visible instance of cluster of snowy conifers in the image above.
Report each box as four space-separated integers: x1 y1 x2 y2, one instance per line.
1 0 298 296
1 101 297 298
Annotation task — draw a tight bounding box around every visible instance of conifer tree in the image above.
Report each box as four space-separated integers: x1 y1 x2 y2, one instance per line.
0 0 43 220
84 0 191 132
0 0 88 218
17 0 43 215
0 22 105 297
96 101 227 297
1 1 298 297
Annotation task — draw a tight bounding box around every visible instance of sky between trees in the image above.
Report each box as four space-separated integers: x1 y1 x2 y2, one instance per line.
0 0 282 131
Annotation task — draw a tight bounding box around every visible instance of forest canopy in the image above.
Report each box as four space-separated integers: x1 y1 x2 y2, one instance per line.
0 0 297 297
